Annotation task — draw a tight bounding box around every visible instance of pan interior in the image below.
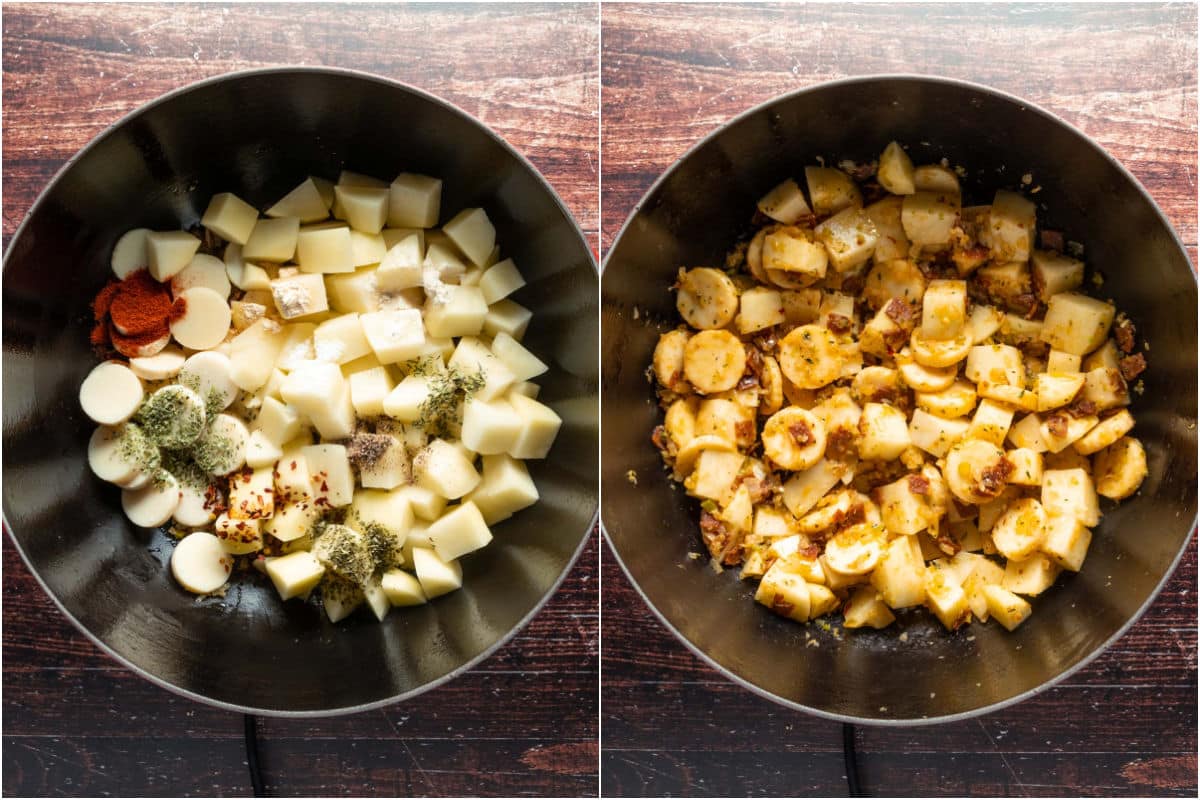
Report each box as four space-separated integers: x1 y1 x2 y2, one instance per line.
3 69 598 715
601 77 1196 722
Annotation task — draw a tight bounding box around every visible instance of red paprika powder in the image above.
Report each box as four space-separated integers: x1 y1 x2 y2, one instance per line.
89 268 173 356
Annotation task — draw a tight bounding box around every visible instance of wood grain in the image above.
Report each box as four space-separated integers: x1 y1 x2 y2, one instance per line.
600 3 1197 797
2 3 598 797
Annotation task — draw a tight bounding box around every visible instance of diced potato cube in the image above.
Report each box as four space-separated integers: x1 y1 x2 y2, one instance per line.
1083 339 1121 372
964 304 1004 344
925 569 971 629
1002 553 1061 596
977 381 1037 412
982 584 1032 630
1040 293 1115 356
424 285 488 339
870 535 927 609
274 454 313 503
921 279 967 339
229 319 288 392
966 399 1015 447
901 191 960 246
1031 249 1084 302
426 501 493 561
1046 350 1082 375
1007 412 1047 452
411 546 462 598
389 174 442 228
877 141 916 195
243 217 299 262
989 497 1046 560
1040 412 1098 454
267 178 332 223
246 430 283 469
312 524 372 584
814 207 879 272
737 287 786 334
400 485 447 522
313 313 372 365
334 185 388 235
875 474 933 536
274 324 316 372
507 393 562 459
1073 409 1135 455
909 408 970 458
147 230 202 281
913 165 960 194
271 273 329 319
487 334 546 386
350 487 414 545
361 576 390 621
356 308 424 365
263 501 321 543
375 234 425 292
201 193 259 245
856 402 911 461
296 224 355 274
348 366 394 417
842 586 896 629
442 208 496 267
754 566 811 622
466 454 539 525
1042 467 1100 526
381 569 427 606
1040 514 1092 571
988 190 1036 263
1034 372 1084 411
686 449 744 503
266 551 325 601
863 196 910 265
475 259 524 305
228 466 276 520
254 397 303 449
808 584 840 618
805 166 861 215
281 361 356 439
757 178 813 223
358 434 410 490
381 374 431 422
349 230 386 268
484 298 532 340
763 228 828 282
1007 448 1043 486
965 344 1023 386
303 444 355 507
462 397 523 455
415 439 481 500
781 459 842 517
1080 367 1130 411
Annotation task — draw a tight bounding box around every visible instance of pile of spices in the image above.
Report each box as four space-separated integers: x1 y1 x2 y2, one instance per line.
91 268 173 357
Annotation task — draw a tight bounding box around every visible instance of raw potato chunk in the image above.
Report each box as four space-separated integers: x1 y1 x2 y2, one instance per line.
805 166 861 215
412 547 463 598
349 366 394 417
757 178 813 223
424 285 488 338
988 190 1036 263
266 551 326 601
676 267 739 330
1073 409 1134 455
264 501 320 543
274 454 314 504
814 207 879 272
1042 468 1100 526
1041 514 1092 571
229 466 275 520
448 336 517 401
462 397 523 455
443 208 496 267
272 273 329 319
508 393 563 459
483 298 532 340
683 329 747 394
491 332 548 382
381 569 427 606
1031 249 1084 302
877 141 916 195
246 430 283 469
281 361 356 440
314 313 372 364
268 178 333 223
303 443 355 507
416 439 481 500
1093 436 1147 500
376 235 424 291
389 174 442 228
224 243 271 291
763 228 828 283
243 217 299 262
296 224 355 273
350 230 386 267
360 308 426 364
467 454 539 525
983 584 1032 630
738 287 786 334
901 191 960 247
426 501 493 561
147 231 201 281
335 185 388 234
358 435 410 490
201 193 259 245
254 396 302 446
1040 293 1114 355
215 514 263 555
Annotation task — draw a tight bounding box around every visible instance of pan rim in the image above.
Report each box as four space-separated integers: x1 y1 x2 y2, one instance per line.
2 64 600 718
599 71 1197 726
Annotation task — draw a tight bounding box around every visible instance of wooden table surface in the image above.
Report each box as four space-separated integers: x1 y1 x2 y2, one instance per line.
600 3 1197 797
2 3 598 797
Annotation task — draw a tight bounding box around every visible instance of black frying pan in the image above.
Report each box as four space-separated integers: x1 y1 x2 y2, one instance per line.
2 67 598 716
601 75 1196 724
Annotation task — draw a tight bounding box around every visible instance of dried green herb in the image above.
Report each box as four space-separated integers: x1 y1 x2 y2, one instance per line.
415 367 485 435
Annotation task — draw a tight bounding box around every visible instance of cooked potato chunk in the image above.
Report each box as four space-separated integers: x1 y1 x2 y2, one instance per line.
901 191 960 247
877 142 916 195
683 330 746 394
1040 293 1115 356
676 267 739 330
815 207 879 272
988 190 1036 263
762 407 826 470
1093 436 1147 500
763 227 828 283
757 178 813 224
805 166 862 215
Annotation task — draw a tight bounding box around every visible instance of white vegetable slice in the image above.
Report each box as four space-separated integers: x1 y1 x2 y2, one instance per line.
111 228 152 278
79 362 143 425
170 532 233 594
778 324 841 389
170 287 232 350
990 498 1047 561
682 329 746 394
224 243 272 291
121 472 181 528
266 551 326 600
141 385 207 448
129 347 186 381
676 268 738 330
112 330 171 360
179 351 238 411
171 254 232 300
87 426 140 484
943 439 1011 505
761 407 826 470
173 481 217 528
194 414 249 476
823 522 888 575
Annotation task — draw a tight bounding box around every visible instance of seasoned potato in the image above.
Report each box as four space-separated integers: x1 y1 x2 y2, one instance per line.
864 196 910 264
863 258 927 310
1093 436 1147 500
805 166 862 215
676 267 739 330
762 406 826 470
757 178 813 224
1031 249 1084 303
901 191 960 247
912 164 961 195
814 208 879 273
683 330 747 394
877 141 916 195
653 329 692 393
988 190 1036 263
778 324 842 389
763 227 828 284
1040 292 1114 356
737 286 786 334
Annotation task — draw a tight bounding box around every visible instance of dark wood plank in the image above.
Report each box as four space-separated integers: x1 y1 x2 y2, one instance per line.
2 3 598 797
600 3 1197 797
